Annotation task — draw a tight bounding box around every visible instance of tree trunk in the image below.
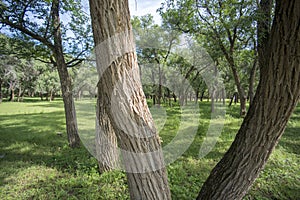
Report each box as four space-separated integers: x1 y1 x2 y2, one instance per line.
17 86 22 102
221 88 225 105
51 0 80 148
95 93 119 173
9 89 14 102
257 0 273 75
211 87 215 113
197 1 300 199
230 64 247 116
195 89 199 104
0 78 3 103
89 0 171 199
173 92 177 102
200 90 205 101
157 65 162 107
249 56 257 105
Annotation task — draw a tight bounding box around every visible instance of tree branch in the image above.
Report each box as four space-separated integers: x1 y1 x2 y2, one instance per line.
0 18 55 51
66 59 85 68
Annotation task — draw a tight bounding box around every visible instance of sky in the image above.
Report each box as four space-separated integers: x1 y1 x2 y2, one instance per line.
128 0 164 24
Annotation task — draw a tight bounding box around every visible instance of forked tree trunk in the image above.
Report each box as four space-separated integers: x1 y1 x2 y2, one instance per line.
51 0 80 148
89 0 171 199
197 1 300 199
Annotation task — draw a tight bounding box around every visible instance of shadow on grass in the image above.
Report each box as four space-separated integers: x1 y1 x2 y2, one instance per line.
0 110 97 187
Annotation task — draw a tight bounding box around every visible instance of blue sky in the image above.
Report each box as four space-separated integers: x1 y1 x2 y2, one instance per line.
128 0 163 24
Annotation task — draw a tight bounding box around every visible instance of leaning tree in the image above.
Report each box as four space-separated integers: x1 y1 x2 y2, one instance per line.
197 0 300 199
89 0 171 199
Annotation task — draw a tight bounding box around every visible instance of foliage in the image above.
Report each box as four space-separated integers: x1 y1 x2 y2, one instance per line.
159 0 259 113
72 60 98 100
0 0 93 63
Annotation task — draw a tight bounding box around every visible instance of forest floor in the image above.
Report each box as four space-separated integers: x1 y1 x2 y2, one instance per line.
0 98 299 199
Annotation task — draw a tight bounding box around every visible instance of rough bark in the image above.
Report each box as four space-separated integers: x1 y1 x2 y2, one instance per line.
197 1 300 199
51 0 80 148
257 0 273 74
89 0 171 199
95 93 119 173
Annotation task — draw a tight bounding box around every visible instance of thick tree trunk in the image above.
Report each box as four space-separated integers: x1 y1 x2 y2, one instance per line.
257 0 273 75
89 0 171 199
51 0 80 148
197 1 300 199
95 94 119 173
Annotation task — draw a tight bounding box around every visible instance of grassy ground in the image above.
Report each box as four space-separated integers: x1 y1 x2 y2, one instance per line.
0 98 299 199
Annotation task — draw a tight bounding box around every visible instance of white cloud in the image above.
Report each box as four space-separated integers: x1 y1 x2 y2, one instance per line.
129 0 163 24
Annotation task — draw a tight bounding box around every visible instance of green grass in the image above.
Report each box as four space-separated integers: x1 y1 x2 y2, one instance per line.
0 98 299 199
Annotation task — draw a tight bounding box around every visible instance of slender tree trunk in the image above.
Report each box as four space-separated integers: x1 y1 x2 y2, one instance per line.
51 0 80 148
197 1 300 199
17 86 22 102
211 86 215 113
0 78 2 103
173 92 177 102
230 64 247 116
195 89 199 104
49 89 53 101
222 88 225 105
157 65 162 107
9 88 14 102
89 0 171 199
200 91 205 101
249 56 257 105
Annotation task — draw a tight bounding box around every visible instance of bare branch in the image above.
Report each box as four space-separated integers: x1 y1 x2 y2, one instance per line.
67 59 85 68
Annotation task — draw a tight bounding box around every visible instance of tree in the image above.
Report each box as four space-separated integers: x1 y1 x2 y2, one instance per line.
89 0 171 199
0 0 92 147
0 55 18 102
37 65 60 101
132 15 179 107
160 0 257 116
197 0 300 199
